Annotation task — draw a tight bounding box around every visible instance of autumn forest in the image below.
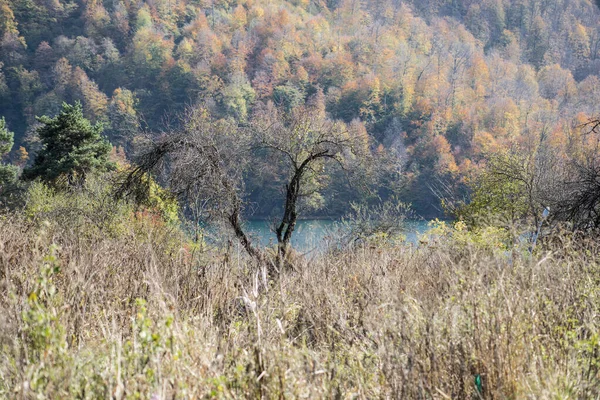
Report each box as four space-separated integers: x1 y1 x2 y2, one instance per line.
2 0 600 216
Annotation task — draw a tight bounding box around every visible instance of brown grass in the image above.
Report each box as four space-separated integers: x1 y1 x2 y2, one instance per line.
0 214 599 399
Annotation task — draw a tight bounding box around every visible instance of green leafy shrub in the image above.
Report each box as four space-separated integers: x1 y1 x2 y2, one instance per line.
24 172 180 240
425 219 513 254
24 177 133 237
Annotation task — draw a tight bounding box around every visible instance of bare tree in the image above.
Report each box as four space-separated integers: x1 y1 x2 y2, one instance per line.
250 99 371 264
118 100 373 271
117 107 266 264
539 119 600 232
550 156 600 230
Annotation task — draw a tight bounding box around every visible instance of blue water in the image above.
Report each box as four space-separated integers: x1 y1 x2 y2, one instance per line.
243 219 431 252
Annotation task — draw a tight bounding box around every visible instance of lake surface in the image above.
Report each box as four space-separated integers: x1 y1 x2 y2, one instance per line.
244 219 431 253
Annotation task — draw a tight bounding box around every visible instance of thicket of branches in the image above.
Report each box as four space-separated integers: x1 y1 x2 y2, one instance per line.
438 117 600 235
118 97 378 269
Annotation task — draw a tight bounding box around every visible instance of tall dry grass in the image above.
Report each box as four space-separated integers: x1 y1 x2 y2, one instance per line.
0 214 599 399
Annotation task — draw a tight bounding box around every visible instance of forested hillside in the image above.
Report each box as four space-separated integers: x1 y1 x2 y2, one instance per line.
1 0 600 215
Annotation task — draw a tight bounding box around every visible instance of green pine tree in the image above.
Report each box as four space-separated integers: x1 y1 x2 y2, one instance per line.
0 117 18 189
23 102 115 185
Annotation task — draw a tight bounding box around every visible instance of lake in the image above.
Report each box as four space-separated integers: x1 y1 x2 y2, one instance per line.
244 219 431 253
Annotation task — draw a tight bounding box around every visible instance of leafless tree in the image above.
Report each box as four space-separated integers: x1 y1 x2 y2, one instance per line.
118 100 373 272
550 156 600 230
250 98 372 265
545 121 600 231
117 107 266 264
510 115 600 233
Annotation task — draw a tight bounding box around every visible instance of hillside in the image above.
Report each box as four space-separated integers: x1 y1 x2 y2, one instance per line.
2 0 600 215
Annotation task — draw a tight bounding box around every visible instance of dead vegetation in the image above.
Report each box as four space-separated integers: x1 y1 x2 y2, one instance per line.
0 212 599 399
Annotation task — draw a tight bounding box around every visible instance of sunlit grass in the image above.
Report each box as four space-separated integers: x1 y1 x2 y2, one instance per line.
0 215 599 399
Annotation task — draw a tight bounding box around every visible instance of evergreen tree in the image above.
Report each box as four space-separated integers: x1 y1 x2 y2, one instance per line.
0 117 17 188
23 102 114 184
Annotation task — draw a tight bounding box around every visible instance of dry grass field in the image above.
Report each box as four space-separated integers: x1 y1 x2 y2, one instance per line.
0 211 599 399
